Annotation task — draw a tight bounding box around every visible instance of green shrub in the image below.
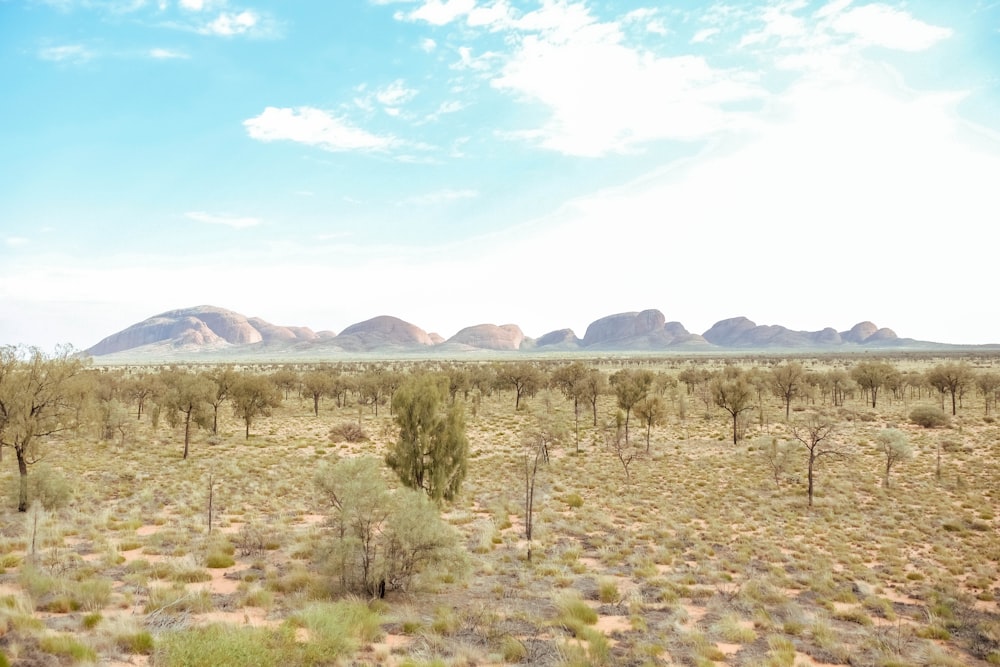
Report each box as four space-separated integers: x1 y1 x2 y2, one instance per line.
206 551 235 568
155 625 292 667
563 492 583 509
910 405 949 428
8 464 73 510
39 634 97 662
116 630 155 655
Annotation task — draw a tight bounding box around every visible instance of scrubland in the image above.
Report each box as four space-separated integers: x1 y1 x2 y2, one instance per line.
0 355 998 666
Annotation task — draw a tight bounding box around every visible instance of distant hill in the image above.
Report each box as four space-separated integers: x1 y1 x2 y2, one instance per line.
84 305 947 360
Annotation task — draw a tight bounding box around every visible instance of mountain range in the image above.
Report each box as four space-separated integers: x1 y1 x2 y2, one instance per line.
82 305 949 360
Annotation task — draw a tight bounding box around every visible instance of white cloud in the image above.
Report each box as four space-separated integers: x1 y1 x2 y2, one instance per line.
38 44 93 63
185 211 261 228
179 0 205 10
407 0 475 26
420 37 437 52
375 80 418 107
243 106 398 152
149 47 189 59
5 237 29 248
491 5 763 156
691 27 719 43
829 3 953 51
200 10 260 36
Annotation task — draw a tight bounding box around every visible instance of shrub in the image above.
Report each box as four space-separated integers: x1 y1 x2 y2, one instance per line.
8 464 72 510
206 552 235 568
328 422 367 443
910 405 949 428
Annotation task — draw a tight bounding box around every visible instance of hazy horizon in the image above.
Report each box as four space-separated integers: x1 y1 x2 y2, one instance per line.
2 0 998 350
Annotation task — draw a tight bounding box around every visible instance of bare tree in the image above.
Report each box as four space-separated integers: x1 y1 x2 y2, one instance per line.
790 416 844 507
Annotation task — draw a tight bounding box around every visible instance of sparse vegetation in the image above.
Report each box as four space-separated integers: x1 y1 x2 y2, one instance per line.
0 355 996 666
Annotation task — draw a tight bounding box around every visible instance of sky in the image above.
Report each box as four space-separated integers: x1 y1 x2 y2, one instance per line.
1 0 999 351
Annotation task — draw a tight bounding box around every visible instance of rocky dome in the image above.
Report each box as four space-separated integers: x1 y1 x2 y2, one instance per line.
86 306 316 356
582 309 666 347
535 329 580 348
447 324 525 350
334 315 435 349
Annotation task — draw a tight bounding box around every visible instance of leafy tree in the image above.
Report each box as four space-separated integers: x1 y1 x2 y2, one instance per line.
925 362 973 416
160 369 214 458
711 375 755 445
520 419 564 561
269 367 300 400
976 371 1000 416
302 369 334 417
495 362 544 411
875 428 912 488
580 368 608 428
314 457 465 596
551 361 589 452
633 395 666 452
850 361 897 408
610 368 653 445
823 369 853 407
790 416 843 507
230 374 282 440
386 374 468 502
205 366 238 434
123 373 157 420
770 362 805 419
0 345 85 511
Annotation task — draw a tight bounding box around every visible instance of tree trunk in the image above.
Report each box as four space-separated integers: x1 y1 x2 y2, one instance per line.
17 448 29 512
183 411 191 459
807 453 815 507
313 394 320 416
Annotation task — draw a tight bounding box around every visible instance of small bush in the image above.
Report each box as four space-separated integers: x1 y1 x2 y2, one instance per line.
910 405 949 428
563 492 583 509
206 552 235 568
8 464 73 510
329 423 367 443
117 630 155 655
39 634 97 662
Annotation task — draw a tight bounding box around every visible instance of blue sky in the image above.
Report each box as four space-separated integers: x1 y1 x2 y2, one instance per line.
1 0 998 350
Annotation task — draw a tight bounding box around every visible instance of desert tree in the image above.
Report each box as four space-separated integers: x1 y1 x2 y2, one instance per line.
444 364 470 404
850 360 897 408
205 366 238 433
610 368 653 446
633 394 667 452
160 368 214 458
495 361 545 411
269 367 300 400
0 345 85 511
711 375 756 445
975 371 1000 416
790 415 844 507
550 361 589 452
925 362 973 416
823 368 853 407
386 373 468 502
520 418 565 561
302 368 334 417
770 362 805 419
123 373 157 420
230 373 282 440
875 428 912 488
580 367 608 428
314 456 465 596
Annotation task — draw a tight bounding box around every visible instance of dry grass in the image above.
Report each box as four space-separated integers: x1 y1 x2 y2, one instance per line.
0 354 998 666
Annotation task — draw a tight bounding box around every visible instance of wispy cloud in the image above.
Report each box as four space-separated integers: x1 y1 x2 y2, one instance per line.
244 106 398 152
829 3 953 51
402 188 478 205
149 47 189 59
5 237 29 248
185 211 261 228
199 10 261 36
38 44 93 63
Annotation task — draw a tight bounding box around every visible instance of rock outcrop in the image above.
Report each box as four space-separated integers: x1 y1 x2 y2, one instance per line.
331 315 435 351
703 317 899 348
581 310 705 349
535 329 581 349
446 324 526 350
86 305 317 356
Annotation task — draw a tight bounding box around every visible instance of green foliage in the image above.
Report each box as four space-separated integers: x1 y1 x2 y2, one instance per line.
315 457 467 596
328 422 367 443
116 630 155 655
6 463 72 510
910 405 950 428
387 373 468 502
154 624 294 667
38 634 97 662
